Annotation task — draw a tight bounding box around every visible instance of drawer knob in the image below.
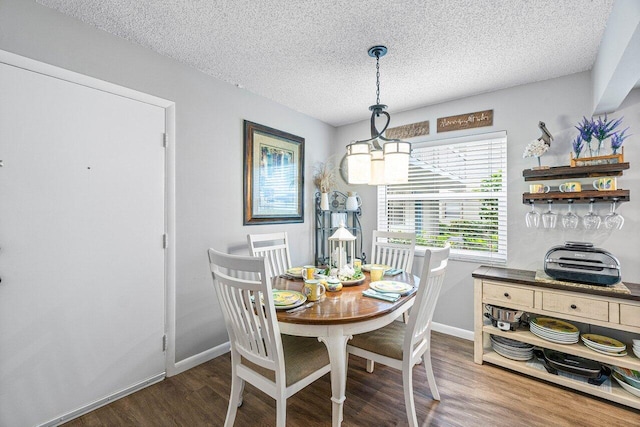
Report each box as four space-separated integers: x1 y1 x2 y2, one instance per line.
570 304 577 309
504 292 510 298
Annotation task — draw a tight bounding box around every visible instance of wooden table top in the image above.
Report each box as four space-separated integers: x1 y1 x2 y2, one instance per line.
275 271 417 325
472 265 640 301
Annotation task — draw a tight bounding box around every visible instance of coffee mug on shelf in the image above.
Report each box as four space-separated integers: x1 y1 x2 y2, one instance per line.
529 184 550 194
303 279 326 301
559 182 582 192
593 177 617 191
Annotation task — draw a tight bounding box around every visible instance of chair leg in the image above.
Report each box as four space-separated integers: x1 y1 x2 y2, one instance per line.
423 350 440 401
366 359 375 373
225 375 243 427
275 395 287 427
402 365 418 427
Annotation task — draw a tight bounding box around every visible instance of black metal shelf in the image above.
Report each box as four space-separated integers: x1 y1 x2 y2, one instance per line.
314 191 364 266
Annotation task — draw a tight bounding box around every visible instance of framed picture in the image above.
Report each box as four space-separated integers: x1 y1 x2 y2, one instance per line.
243 120 304 225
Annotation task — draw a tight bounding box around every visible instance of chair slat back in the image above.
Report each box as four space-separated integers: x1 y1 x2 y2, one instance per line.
208 249 282 371
405 245 450 354
371 231 416 272
247 232 292 280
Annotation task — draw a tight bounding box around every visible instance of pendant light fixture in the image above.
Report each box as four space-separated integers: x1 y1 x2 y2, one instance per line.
346 46 411 185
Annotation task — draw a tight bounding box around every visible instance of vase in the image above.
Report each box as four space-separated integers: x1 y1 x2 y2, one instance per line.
346 192 361 211
320 192 330 210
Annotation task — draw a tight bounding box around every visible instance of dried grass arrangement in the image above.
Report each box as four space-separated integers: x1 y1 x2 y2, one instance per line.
313 161 337 193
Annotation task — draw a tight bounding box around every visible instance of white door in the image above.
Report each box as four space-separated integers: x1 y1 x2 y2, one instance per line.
0 60 166 426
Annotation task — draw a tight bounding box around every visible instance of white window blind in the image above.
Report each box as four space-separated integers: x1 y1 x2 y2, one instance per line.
377 131 507 264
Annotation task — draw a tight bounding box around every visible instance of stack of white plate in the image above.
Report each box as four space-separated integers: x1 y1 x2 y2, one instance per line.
490 334 534 361
529 317 580 344
581 333 627 357
633 339 640 358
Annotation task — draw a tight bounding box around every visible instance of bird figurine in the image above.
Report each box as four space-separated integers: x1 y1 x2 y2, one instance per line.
537 121 553 146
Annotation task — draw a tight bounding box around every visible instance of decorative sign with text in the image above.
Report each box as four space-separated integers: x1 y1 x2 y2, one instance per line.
385 120 430 139
437 110 493 132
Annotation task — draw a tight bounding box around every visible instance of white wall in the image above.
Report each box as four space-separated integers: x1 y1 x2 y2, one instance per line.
0 0 335 363
336 74 640 332
2 0 638 361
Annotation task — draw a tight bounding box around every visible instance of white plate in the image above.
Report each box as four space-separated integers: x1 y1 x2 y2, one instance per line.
491 335 533 349
529 322 579 335
583 342 627 357
492 345 533 361
339 275 366 286
369 280 413 295
530 327 579 344
612 367 640 388
613 372 640 398
270 290 307 310
529 324 579 340
581 334 626 351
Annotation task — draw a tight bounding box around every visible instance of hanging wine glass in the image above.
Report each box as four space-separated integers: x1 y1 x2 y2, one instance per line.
542 200 557 229
562 200 580 229
525 200 540 228
604 198 624 230
583 199 601 230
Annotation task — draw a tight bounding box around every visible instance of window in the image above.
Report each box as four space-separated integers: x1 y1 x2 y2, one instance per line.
377 131 507 264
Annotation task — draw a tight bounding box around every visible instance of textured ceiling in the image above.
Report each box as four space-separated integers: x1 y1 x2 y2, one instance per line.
38 0 615 127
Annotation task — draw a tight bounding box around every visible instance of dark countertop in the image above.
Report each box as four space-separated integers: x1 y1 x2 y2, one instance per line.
472 266 640 302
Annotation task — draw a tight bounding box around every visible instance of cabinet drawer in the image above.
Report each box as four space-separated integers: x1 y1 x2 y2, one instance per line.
620 304 640 327
542 292 608 321
483 282 533 308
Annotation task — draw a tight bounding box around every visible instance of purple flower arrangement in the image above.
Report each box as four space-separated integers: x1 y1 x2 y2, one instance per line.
574 114 629 157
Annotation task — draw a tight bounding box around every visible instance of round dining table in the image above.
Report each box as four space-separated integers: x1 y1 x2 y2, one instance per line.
274 271 418 427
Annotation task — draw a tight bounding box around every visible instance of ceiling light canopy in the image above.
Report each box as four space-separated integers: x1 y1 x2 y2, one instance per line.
346 46 411 185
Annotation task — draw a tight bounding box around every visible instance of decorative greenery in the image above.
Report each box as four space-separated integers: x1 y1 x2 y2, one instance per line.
313 161 336 193
572 135 584 158
611 127 630 154
574 114 626 157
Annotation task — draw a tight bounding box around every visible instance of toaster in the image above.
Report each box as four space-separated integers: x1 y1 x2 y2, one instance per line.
544 241 621 286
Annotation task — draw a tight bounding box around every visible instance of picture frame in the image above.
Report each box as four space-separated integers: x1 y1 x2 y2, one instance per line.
243 120 304 225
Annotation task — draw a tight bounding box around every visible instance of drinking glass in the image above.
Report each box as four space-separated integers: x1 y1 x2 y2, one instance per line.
525 200 540 228
604 198 624 230
541 200 557 229
561 200 579 229
583 200 601 230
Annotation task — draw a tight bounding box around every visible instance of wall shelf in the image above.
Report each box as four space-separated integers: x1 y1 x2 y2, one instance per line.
523 162 629 181
522 162 630 204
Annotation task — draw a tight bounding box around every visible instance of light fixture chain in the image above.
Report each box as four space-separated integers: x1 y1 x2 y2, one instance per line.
375 53 381 105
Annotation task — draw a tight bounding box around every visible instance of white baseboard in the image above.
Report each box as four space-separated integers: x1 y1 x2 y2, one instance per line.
171 341 231 376
432 322 474 341
40 373 165 427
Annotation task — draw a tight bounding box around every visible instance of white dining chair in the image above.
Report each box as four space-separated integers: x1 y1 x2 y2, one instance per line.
247 232 292 281
371 230 417 273
208 248 331 427
346 245 450 427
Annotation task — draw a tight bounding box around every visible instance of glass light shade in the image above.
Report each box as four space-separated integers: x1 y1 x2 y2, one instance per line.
383 141 411 183
369 149 386 185
346 141 371 184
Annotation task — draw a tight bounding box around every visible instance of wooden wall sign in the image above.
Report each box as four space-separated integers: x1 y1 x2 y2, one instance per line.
385 120 429 139
437 109 493 133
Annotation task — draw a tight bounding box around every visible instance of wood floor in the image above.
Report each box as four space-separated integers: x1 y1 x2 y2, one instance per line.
64 332 640 426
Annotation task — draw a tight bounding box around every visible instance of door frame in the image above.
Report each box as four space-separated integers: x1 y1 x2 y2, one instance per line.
0 49 178 375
